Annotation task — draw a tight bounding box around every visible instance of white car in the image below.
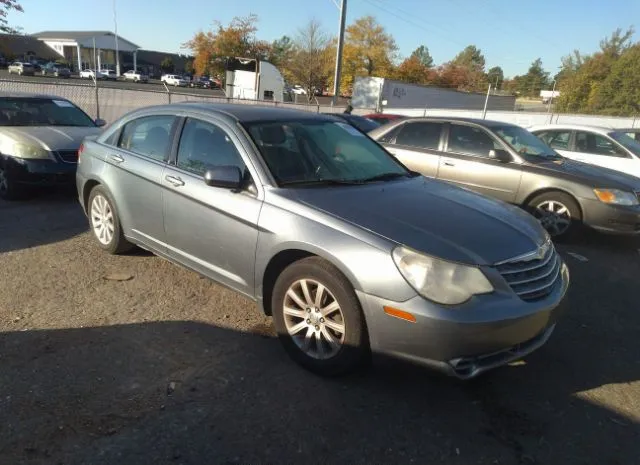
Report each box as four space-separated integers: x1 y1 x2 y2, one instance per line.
291 85 307 95
530 124 640 179
100 69 118 81
161 74 187 87
123 69 149 83
79 69 104 80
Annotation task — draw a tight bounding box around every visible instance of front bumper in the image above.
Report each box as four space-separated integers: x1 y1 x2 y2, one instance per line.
2 155 76 186
581 198 640 235
357 262 570 379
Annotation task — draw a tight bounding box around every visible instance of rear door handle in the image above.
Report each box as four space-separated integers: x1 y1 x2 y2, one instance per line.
443 160 456 167
165 175 185 187
109 154 124 164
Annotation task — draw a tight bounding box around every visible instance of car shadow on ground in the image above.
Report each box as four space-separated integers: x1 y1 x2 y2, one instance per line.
0 187 87 254
1 316 638 465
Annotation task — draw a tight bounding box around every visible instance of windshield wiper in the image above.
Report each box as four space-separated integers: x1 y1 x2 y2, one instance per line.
358 172 411 183
280 178 365 187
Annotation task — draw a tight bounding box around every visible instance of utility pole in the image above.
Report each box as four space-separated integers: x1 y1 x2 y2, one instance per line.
332 0 347 106
482 84 491 119
113 0 120 76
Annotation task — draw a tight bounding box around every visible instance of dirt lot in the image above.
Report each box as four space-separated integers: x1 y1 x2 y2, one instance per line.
0 189 638 465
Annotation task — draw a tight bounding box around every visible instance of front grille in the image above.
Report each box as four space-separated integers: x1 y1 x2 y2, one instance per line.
56 150 78 164
495 243 561 302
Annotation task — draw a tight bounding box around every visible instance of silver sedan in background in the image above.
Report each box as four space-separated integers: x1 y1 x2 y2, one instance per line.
76 103 569 379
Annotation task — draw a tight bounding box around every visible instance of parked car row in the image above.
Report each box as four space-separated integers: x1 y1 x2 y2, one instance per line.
3 93 636 382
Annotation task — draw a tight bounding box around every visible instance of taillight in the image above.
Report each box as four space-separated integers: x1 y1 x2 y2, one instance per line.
77 143 85 161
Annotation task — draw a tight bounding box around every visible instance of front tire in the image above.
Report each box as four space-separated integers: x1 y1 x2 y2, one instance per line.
271 257 370 376
88 186 134 254
527 192 581 240
0 163 24 200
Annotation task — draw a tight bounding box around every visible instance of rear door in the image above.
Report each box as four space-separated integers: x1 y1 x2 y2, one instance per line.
161 116 262 296
381 121 445 178
438 123 522 203
104 114 180 251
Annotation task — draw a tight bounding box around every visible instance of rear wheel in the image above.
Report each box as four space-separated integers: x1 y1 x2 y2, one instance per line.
88 186 134 254
527 192 581 239
271 257 370 376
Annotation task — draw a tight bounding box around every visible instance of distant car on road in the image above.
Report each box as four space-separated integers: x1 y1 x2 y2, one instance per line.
123 69 149 83
100 69 118 81
161 74 187 87
40 63 71 78
530 124 640 179
0 91 105 200
291 85 307 95
190 76 212 89
8 62 35 76
364 113 407 126
76 103 569 379
370 117 640 238
324 113 381 133
80 69 104 80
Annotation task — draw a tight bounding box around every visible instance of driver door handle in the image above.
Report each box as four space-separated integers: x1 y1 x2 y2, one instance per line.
109 154 124 164
443 160 456 167
165 175 185 187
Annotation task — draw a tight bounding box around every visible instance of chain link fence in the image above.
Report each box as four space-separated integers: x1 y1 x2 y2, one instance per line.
0 78 350 123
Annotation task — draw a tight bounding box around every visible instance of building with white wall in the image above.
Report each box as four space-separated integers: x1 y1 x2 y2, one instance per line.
31 30 141 75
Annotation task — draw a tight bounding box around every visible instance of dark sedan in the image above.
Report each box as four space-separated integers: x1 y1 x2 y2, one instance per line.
370 117 640 238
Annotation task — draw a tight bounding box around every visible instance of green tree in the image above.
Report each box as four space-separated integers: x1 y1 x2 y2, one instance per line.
288 19 330 100
487 66 504 89
184 58 194 75
0 0 23 34
594 44 640 115
410 45 433 68
516 58 549 97
452 45 485 71
160 57 175 73
599 26 635 57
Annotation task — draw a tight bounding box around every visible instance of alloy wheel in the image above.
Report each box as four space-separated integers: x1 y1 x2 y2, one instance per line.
283 278 346 360
90 194 115 245
534 200 571 236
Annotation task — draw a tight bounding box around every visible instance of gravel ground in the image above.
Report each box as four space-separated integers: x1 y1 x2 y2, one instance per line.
0 189 638 465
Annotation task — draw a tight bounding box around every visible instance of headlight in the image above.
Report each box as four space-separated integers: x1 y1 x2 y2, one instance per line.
392 246 494 305
10 142 51 159
593 188 638 206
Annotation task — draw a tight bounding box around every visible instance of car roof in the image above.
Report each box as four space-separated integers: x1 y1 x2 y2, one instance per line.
168 103 339 123
384 116 520 128
0 90 70 100
616 127 640 132
528 123 615 134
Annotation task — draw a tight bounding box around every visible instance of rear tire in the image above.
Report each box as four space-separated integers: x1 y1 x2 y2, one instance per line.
526 192 581 240
87 185 134 254
271 257 370 376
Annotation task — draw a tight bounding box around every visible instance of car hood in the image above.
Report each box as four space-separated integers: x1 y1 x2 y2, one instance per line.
527 157 640 189
283 177 547 265
0 126 102 151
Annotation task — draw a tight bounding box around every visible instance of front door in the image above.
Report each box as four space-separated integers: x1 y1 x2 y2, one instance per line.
438 123 522 203
162 117 262 296
570 131 639 177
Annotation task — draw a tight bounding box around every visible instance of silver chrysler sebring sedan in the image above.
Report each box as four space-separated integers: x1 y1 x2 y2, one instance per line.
76 103 569 379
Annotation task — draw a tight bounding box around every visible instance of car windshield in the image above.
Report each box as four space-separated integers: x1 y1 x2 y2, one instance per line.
244 120 412 186
609 131 640 156
0 97 96 127
494 125 560 159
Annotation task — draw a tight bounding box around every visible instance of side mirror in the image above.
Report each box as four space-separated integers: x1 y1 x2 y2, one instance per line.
204 166 243 190
489 149 511 163
95 118 107 127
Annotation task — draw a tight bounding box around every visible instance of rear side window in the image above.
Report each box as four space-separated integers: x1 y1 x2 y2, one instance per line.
118 115 177 161
394 122 444 150
537 130 571 150
447 124 500 157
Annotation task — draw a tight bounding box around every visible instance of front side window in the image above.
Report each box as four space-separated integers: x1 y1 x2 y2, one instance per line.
244 120 410 185
176 118 245 175
575 131 628 157
447 124 501 157
0 97 96 127
118 115 176 161
494 125 559 159
394 122 444 150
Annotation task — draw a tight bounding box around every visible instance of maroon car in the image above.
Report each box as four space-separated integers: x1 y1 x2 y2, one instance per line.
364 113 407 126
